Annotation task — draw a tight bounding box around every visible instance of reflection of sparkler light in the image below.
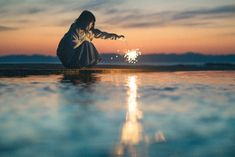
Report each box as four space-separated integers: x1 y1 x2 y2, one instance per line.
124 49 141 64
121 76 142 145
115 75 166 156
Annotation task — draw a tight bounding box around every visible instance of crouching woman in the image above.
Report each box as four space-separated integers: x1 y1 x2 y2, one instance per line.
57 10 125 68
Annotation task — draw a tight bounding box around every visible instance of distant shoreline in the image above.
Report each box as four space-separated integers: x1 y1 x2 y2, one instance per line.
0 63 235 77
1 52 235 64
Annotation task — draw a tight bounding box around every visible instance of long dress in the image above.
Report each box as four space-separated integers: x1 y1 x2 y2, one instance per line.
57 23 119 68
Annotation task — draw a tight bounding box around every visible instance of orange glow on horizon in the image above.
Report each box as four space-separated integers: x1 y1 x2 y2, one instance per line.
0 26 235 56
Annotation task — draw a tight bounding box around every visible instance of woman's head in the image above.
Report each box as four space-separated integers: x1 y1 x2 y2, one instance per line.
75 10 96 31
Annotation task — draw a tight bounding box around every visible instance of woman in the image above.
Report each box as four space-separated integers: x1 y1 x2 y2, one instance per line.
57 10 125 68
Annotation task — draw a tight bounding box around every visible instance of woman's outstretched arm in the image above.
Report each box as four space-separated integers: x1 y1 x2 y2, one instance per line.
92 29 124 40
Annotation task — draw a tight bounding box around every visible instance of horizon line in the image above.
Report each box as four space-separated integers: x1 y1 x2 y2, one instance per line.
1 51 235 57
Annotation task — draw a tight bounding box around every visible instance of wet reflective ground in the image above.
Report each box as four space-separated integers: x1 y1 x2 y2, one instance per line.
0 71 235 157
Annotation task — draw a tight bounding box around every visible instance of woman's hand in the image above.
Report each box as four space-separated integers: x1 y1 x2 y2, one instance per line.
113 35 125 41
118 35 125 40
110 34 125 40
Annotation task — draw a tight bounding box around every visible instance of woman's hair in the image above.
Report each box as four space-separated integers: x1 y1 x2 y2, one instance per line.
75 10 96 30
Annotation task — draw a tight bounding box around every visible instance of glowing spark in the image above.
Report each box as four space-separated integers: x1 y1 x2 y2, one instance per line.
124 49 141 64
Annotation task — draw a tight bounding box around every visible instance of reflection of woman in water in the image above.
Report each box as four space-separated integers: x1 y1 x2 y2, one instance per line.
62 71 99 86
57 10 125 68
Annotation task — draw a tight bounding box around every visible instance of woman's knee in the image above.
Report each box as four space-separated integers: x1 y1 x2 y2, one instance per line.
83 40 96 47
83 40 91 45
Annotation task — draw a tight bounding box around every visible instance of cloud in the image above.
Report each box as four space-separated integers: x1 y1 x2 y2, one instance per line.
0 25 18 31
172 5 235 20
24 7 45 14
218 32 235 37
41 0 127 27
57 19 75 26
102 5 235 28
81 0 125 10
0 2 47 17
0 0 127 28
1 0 234 29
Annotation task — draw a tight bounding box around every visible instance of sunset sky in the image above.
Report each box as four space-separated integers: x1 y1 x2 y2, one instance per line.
0 0 235 56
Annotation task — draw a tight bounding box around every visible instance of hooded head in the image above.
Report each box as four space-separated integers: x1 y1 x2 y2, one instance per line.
75 10 96 31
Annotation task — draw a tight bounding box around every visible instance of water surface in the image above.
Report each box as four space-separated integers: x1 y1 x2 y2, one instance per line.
0 71 235 157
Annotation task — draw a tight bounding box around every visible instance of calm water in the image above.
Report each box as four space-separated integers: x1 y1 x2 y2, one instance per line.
0 71 235 157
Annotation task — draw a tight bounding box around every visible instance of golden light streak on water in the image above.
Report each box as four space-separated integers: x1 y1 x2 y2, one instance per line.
121 76 142 145
124 49 141 64
114 75 167 156
115 76 143 156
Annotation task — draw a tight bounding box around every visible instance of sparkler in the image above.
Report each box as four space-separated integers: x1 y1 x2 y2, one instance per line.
124 49 141 64
119 39 141 64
